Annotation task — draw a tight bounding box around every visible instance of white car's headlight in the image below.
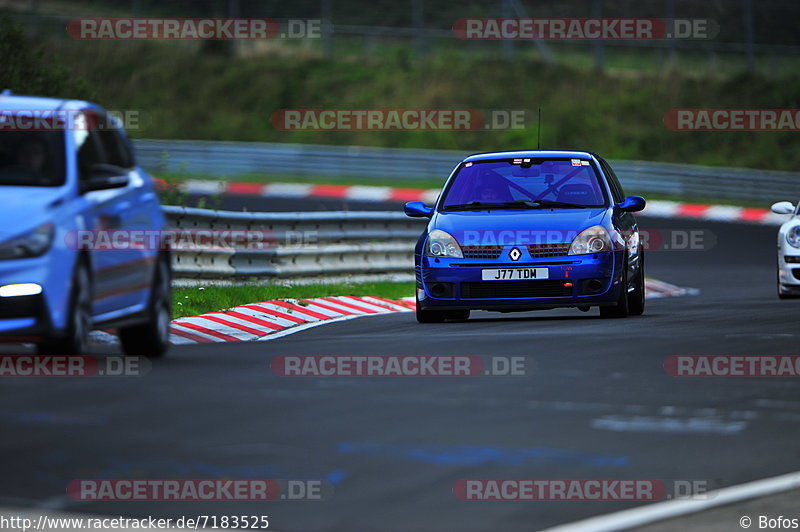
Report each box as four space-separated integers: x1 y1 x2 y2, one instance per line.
568 225 612 255
425 229 463 258
0 223 55 260
787 226 800 248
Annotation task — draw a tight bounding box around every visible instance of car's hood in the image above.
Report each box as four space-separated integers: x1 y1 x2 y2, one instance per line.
431 208 609 245
0 186 67 239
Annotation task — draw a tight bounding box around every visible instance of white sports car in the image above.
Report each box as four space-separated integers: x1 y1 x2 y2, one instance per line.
772 200 800 298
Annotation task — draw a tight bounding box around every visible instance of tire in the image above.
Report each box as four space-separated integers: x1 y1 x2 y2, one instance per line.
627 251 645 316
415 290 446 323
38 260 92 355
600 258 630 319
119 256 171 357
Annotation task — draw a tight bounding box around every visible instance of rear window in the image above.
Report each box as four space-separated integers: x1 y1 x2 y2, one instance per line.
440 158 608 209
0 130 66 187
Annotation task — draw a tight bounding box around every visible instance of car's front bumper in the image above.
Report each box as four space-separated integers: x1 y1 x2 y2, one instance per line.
416 250 625 311
778 250 800 290
0 254 71 340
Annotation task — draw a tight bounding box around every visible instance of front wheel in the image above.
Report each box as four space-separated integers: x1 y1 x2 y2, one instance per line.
119 257 171 357
627 252 645 316
600 261 629 319
38 261 92 355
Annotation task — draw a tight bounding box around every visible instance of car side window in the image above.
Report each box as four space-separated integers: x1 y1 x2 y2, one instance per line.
76 125 107 181
98 128 134 170
599 159 626 203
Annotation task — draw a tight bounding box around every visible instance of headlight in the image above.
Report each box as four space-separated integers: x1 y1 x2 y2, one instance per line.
568 225 612 255
0 223 55 260
787 226 800 248
425 229 463 258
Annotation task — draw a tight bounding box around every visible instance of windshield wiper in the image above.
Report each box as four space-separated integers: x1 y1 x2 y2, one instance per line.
443 200 592 211
443 200 541 211
528 199 593 208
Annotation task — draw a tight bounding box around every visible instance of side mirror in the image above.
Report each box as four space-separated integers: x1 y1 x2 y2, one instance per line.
404 201 433 218
617 196 646 213
80 164 129 193
771 201 796 215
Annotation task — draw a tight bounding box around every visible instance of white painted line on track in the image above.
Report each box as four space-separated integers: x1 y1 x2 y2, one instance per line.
541 470 800 532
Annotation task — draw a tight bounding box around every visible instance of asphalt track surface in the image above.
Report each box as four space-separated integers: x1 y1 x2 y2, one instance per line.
1 194 798 532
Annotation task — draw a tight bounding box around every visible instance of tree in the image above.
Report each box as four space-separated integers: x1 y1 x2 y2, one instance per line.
0 17 94 100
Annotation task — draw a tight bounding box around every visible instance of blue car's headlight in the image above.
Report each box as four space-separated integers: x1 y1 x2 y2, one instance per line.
0 223 55 260
568 225 612 255
425 229 463 258
787 226 800 248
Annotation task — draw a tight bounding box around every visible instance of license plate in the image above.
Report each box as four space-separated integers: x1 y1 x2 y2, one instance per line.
481 268 549 281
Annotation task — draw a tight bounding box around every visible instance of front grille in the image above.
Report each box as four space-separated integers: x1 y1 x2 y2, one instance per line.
785 256 800 264
461 280 572 299
462 246 503 259
528 243 571 258
793 269 800 281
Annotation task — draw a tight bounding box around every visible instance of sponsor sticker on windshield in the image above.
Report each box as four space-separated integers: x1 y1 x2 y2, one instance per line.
571 159 581 166
581 160 590 165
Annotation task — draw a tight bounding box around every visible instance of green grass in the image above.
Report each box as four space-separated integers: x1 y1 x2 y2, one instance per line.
172 281 415 319
9 12 800 174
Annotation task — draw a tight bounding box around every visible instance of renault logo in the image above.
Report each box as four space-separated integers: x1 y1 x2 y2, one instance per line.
509 247 521 261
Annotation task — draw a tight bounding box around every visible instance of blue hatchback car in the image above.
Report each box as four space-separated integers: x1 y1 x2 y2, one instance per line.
0 93 171 355
404 150 646 322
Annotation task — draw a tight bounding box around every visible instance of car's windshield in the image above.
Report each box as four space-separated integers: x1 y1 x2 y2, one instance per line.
440 158 608 211
0 130 66 187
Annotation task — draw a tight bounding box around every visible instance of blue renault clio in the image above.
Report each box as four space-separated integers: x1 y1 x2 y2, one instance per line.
0 93 171 355
404 150 646 322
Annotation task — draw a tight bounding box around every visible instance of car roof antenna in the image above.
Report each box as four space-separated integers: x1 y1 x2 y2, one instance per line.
536 108 542 150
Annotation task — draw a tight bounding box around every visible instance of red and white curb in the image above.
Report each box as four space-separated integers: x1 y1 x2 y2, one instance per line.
168 296 415 345
178 179 442 205
644 278 699 299
86 280 694 346
176 179 787 225
640 199 787 225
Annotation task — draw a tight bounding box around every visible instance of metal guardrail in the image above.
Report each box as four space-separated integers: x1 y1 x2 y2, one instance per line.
135 139 464 181
136 139 800 203
163 206 423 278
